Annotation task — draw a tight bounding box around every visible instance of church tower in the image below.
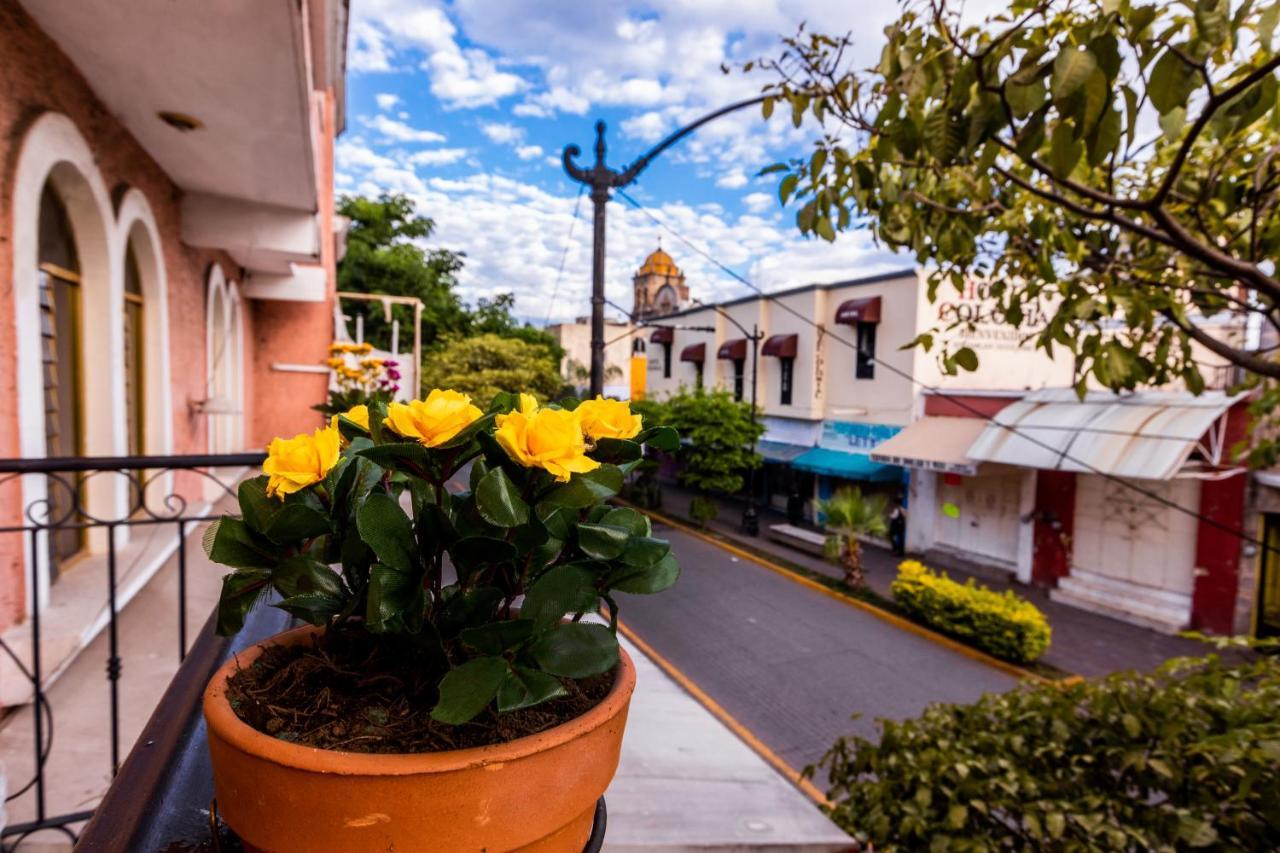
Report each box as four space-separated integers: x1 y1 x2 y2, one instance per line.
631 245 689 321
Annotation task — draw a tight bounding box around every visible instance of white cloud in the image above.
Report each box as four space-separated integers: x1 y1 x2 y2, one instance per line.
481 122 525 145
409 147 471 166
375 93 401 111
362 114 447 143
716 168 749 189
742 192 773 214
620 111 667 142
515 144 544 160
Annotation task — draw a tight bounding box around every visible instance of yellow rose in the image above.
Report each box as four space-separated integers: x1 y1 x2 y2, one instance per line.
384 389 482 447
576 396 643 442
329 404 370 434
263 425 341 499
495 394 600 483
325 357 344 368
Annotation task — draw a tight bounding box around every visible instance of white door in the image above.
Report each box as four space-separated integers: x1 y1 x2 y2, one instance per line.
934 470 1022 565
1072 476 1198 594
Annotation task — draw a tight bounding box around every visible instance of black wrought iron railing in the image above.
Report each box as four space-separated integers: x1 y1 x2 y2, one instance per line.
0 452 264 851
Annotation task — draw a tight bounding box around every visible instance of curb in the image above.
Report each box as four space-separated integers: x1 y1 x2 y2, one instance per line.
631 502 1069 687
615 618 831 808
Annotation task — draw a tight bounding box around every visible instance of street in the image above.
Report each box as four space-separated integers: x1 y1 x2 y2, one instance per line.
616 518 1021 783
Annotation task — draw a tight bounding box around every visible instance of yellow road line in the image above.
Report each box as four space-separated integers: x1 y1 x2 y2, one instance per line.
634 503 1067 686
616 618 831 808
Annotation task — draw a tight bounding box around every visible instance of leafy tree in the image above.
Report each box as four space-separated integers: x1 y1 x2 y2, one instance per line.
816 652 1280 849
757 1 1280 460
818 487 888 588
469 293 566 363
654 390 764 495
338 193 468 347
420 333 562 409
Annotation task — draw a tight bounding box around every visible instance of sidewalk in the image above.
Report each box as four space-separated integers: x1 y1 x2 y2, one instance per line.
655 484 1215 679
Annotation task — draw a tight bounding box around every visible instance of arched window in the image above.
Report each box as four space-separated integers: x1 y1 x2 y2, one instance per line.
37 182 83 569
206 267 244 453
123 243 144 456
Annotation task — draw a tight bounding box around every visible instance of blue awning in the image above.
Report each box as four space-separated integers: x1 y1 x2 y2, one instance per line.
757 440 811 463
791 447 901 481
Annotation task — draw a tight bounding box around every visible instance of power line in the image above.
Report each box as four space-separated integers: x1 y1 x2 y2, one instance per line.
544 184 586 327
614 188 1267 555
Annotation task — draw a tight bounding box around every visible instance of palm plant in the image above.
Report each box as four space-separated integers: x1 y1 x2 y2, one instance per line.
818 487 888 588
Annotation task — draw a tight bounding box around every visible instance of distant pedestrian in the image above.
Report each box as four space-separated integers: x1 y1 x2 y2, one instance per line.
888 495 907 557
786 489 805 526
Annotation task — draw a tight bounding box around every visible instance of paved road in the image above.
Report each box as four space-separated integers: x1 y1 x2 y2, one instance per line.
616 519 1020 780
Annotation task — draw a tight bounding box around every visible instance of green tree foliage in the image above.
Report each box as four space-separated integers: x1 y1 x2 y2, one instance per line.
818 486 888 588
469 293 566 364
421 334 563 409
337 193 468 347
646 390 764 494
757 1 1280 461
816 653 1280 849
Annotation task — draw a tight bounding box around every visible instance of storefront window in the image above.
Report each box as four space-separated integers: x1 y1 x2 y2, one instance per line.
855 321 876 379
733 358 745 401
780 357 794 405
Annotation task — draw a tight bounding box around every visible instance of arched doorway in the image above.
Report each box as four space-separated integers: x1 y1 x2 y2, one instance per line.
206 266 245 453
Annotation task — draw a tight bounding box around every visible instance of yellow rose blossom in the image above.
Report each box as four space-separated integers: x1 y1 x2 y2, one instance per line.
495 394 600 483
575 396 643 442
356 342 373 354
262 425 341 499
325 357 344 368
384 389 482 447
329 403 370 434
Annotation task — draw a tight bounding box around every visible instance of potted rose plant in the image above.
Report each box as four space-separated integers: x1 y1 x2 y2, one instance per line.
201 390 678 852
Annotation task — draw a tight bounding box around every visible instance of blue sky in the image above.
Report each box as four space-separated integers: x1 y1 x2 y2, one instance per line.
337 0 912 324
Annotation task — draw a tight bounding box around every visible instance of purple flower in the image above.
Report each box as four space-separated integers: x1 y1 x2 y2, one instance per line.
389 384 400 392
382 359 398 368
386 368 402 381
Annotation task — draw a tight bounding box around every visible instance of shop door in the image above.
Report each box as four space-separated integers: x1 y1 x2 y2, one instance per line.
1073 476 1198 594
1259 515 1280 637
935 471 1022 565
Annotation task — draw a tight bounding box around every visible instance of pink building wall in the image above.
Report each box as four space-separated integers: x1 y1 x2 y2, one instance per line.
0 0 338 632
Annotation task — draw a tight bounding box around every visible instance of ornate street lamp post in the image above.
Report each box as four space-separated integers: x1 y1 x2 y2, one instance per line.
561 96 766 397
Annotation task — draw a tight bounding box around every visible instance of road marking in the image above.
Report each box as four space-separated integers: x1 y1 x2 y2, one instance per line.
616 618 831 808
632 503 1066 686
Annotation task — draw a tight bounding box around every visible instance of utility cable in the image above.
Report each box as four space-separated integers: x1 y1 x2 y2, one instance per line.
544 185 586 327
615 188 1269 555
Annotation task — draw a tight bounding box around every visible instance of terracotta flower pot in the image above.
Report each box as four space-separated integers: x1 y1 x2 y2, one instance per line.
203 625 636 852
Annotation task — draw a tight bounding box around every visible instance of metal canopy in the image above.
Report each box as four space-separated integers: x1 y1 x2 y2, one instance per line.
966 389 1239 480
680 342 705 363
834 296 882 325
718 338 747 360
869 416 987 476
761 334 798 358
791 447 901 481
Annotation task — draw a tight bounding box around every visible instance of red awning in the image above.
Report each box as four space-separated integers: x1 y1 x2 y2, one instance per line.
680 342 706 363
834 295 882 324
761 333 798 358
649 326 674 344
717 338 747 360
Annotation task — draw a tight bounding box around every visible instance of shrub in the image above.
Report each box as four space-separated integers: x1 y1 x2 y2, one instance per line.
689 495 718 528
890 560 1050 663
817 654 1280 850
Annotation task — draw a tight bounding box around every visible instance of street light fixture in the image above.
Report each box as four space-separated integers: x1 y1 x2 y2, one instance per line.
561 95 767 397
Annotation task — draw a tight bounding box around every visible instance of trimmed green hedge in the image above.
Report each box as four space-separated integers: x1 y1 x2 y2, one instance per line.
817 654 1280 850
891 560 1050 663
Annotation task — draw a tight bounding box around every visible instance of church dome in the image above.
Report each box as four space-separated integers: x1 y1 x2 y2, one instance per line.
638 247 681 277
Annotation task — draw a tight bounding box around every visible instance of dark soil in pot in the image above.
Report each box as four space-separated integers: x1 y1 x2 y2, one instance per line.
224 626 615 753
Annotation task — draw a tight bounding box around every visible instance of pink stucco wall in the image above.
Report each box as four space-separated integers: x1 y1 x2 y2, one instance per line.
0 0 338 631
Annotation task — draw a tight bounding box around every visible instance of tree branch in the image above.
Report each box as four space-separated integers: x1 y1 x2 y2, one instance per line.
1161 309 1280 379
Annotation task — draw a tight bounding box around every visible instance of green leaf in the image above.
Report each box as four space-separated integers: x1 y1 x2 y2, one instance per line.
1051 47 1097 102
600 507 651 537
530 622 619 678
355 442 432 475
1049 121 1083 179
356 492 416 572
275 592 345 625
215 569 271 636
436 585 504 638
522 564 598 630
1159 106 1187 141
1148 50 1199 115
497 665 568 712
952 347 980 372
590 438 642 464
237 477 278 533
576 522 630 560
365 563 421 633
619 536 671 568
607 551 680 595
779 173 799 205
1005 79 1046 118
475 467 530 527
541 465 624 507
460 619 534 655
262 504 330 544
448 536 518 574
639 425 680 451
431 657 509 724
272 555 345 599
207 517 275 569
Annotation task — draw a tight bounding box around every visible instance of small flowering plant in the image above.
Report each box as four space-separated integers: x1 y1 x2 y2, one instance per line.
206 391 679 725
315 341 402 416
